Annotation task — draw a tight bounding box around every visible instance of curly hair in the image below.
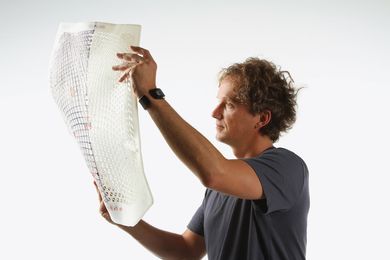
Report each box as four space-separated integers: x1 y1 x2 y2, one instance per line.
218 58 300 142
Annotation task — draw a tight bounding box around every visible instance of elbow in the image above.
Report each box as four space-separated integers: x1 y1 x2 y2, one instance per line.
197 157 226 190
199 165 223 190
200 174 214 189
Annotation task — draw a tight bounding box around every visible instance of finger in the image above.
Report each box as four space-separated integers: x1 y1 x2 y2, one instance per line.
93 181 102 202
130 46 154 61
112 61 137 71
112 64 128 71
117 53 144 63
100 200 107 213
102 212 111 221
99 201 112 220
129 46 143 55
118 67 132 82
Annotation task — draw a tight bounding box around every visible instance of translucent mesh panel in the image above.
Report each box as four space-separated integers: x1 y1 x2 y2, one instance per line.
49 22 152 226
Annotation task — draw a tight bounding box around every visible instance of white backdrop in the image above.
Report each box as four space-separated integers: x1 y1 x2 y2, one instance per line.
0 0 389 259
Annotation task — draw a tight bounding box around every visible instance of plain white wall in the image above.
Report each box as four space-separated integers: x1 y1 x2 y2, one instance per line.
0 0 389 259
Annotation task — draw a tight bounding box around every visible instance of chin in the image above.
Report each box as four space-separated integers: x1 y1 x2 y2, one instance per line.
215 134 229 144
215 133 223 142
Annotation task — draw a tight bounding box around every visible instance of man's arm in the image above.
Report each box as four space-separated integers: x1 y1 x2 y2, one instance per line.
95 183 206 260
118 222 206 260
146 97 264 200
117 46 264 200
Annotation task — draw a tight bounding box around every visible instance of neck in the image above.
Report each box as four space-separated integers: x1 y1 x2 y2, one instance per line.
231 136 274 159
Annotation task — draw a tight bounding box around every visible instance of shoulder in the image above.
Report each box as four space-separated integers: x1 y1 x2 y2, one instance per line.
246 146 304 163
245 147 309 213
273 147 307 167
243 147 308 178
265 147 303 160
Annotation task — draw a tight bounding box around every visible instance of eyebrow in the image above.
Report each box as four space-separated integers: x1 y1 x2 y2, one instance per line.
216 93 238 101
216 96 234 103
226 95 242 104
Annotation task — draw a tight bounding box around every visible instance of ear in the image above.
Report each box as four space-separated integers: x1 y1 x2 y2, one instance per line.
256 110 271 129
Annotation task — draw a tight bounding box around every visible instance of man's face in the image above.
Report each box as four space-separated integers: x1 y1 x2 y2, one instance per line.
212 77 260 146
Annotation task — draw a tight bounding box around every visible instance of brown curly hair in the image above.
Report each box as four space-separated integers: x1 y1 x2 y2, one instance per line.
219 58 300 142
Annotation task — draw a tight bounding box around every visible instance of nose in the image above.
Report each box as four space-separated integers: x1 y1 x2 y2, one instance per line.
211 103 223 120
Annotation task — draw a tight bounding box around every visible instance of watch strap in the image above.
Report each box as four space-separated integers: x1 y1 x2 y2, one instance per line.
138 88 165 110
138 95 151 110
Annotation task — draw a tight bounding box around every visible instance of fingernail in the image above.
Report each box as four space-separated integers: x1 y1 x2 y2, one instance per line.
117 53 123 57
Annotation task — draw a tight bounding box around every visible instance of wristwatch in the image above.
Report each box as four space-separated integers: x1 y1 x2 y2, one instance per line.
139 88 165 110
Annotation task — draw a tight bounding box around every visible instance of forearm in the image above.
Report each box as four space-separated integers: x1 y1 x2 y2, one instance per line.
146 97 225 186
117 220 193 260
116 47 224 185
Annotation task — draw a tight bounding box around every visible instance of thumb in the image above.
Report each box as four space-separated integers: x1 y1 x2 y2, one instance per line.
94 181 103 202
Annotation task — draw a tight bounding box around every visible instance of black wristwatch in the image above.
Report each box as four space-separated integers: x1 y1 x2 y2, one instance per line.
139 88 165 110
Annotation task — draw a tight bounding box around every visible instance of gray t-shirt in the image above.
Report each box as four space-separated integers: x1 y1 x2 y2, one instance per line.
187 147 309 260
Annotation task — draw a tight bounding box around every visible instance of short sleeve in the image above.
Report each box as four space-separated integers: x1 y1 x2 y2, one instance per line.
187 190 207 236
243 148 307 214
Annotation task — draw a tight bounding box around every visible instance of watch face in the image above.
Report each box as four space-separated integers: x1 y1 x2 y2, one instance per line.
150 88 165 99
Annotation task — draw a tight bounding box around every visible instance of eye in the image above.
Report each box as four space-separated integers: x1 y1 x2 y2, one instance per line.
226 102 235 109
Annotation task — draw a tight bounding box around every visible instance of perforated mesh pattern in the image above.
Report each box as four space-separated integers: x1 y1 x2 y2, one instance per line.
50 23 152 226
50 30 98 177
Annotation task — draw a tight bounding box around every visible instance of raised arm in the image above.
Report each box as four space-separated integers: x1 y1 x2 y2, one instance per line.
113 46 264 200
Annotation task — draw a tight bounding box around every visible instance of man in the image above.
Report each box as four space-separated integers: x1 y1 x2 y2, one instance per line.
96 46 309 260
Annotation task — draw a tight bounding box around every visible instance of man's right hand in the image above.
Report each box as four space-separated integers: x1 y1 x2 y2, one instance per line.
93 181 206 259
94 181 115 225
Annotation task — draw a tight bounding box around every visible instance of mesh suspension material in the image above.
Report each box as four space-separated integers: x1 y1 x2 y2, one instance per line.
49 22 152 226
